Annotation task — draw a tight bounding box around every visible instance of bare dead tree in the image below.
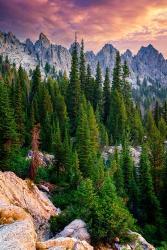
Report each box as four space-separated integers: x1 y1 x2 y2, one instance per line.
29 123 41 180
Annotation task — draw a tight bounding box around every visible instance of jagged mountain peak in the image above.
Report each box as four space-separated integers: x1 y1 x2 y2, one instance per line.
123 49 133 58
1 30 167 86
5 31 20 44
37 32 50 47
137 43 159 56
99 43 117 54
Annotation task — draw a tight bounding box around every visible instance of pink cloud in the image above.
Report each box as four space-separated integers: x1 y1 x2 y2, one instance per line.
0 0 167 57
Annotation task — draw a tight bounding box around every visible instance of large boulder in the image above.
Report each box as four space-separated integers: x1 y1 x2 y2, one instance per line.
126 232 155 250
0 171 59 239
36 237 93 250
0 203 37 250
96 232 155 250
55 219 91 243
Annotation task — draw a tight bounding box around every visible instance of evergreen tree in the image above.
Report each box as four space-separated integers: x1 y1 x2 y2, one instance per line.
94 62 103 114
131 106 144 145
58 71 69 97
85 64 94 104
55 93 68 135
122 61 131 104
139 143 161 225
146 111 164 197
95 174 135 243
103 67 111 124
67 39 81 135
121 141 139 218
111 148 125 197
96 107 109 146
70 150 82 187
80 39 86 93
0 79 18 170
162 101 167 123
112 51 122 92
108 90 127 143
76 102 93 177
29 65 41 103
41 113 52 152
44 62 51 76
154 101 160 127
87 103 99 153
158 117 167 140
14 78 25 145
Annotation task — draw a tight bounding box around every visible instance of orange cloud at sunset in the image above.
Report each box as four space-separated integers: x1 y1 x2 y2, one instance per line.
0 0 167 56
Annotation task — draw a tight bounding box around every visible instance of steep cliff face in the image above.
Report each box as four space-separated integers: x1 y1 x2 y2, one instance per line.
0 31 38 72
1 31 167 87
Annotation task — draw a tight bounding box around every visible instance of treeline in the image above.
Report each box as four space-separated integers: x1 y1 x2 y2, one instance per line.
0 40 167 246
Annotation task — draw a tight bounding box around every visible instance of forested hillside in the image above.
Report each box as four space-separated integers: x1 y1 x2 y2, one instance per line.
0 39 167 248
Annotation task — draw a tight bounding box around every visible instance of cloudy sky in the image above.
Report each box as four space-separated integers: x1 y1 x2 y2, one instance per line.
1 0 167 56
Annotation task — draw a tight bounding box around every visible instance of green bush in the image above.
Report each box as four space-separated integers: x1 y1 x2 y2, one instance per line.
51 176 136 245
157 242 167 250
35 166 52 183
10 150 29 178
50 212 72 234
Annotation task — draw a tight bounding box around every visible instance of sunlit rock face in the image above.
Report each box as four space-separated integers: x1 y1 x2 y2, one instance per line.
0 172 93 250
1 31 167 87
0 171 58 240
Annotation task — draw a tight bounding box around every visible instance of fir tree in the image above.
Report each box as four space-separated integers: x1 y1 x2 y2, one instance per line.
67 39 81 135
80 39 86 93
29 65 41 103
122 61 131 104
108 90 127 143
111 148 125 197
14 78 25 145
53 122 64 179
139 143 161 225
0 79 18 170
103 67 111 124
94 62 103 114
154 101 160 127
158 117 167 140
146 111 164 197
87 103 99 153
162 101 167 123
76 102 92 177
121 141 139 218
85 64 95 104
112 51 122 92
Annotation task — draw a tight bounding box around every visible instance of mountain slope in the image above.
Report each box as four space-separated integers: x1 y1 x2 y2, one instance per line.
1 31 167 87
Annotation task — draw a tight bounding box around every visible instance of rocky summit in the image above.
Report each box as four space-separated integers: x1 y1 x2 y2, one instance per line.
1 31 167 87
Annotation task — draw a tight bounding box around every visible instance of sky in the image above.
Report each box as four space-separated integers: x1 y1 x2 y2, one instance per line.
0 0 167 56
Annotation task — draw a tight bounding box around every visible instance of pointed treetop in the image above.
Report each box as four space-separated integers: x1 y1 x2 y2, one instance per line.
75 32 78 43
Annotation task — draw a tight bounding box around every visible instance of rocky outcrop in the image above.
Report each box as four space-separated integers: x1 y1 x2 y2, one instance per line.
0 203 37 250
37 237 93 250
96 232 155 250
0 171 59 239
55 219 91 243
0 172 93 249
127 231 155 250
27 150 55 166
102 146 141 166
